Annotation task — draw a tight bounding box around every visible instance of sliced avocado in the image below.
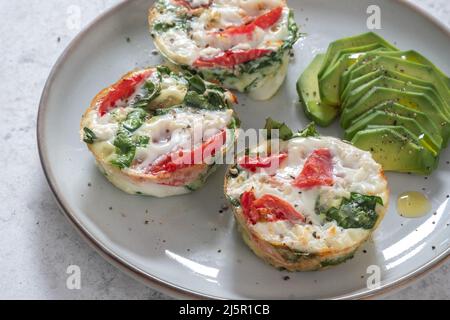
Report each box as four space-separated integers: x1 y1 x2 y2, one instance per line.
344 110 441 155
339 50 398 95
341 50 450 93
341 55 450 109
389 50 450 89
350 101 444 150
341 68 448 107
341 69 384 101
340 87 450 144
319 44 390 106
351 126 438 175
341 75 448 115
297 54 338 126
318 32 397 80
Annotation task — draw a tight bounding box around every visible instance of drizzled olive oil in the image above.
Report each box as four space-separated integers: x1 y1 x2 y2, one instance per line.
397 191 431 218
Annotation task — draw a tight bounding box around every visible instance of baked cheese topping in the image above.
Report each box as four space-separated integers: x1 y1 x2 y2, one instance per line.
81 68 237 179
226 136 388 253
151 0 294 66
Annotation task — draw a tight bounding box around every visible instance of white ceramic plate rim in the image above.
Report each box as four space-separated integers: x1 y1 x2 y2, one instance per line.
37 0 450 300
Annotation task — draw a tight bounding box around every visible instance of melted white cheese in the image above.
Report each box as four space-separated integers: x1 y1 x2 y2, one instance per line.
82 68 237 196
226 136 388 253
154 0 290 64
82 71 191 140
133 108 233 171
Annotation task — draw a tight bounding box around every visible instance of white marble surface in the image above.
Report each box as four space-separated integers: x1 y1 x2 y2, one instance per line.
0 0 448 300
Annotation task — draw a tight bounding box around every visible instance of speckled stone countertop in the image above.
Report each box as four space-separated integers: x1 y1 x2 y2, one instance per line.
0 0 448 299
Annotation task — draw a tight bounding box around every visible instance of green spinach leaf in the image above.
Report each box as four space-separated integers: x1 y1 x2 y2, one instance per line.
122 108 148 132
188 75 206 94
83 127 97 144
318 193 383 230
132 80 161 109
110 122 150 169
264 118 293 141
294 122 319 138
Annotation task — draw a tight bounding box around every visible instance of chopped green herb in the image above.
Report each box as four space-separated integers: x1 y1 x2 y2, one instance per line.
265 118 293 141
123 108 148 132
110 151 136 169
206 83 226 93
184 91 207 109
133 135 150 147
226 195 241 208
132 80 161 109
321 253 354 267
188 75 206 94
295 122 319 138
206 90 226 109
156 65 172 76
152 22 176 33
113 129 135 155
318 193 383 229
110 126 150 169
152 106 182 116
83 127 97 144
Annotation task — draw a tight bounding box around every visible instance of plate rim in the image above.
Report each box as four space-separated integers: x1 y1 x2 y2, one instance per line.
37 0 450 300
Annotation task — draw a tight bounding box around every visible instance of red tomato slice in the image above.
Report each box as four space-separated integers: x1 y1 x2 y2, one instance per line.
241 191 258 224
217 7 283 37
194 49 272 68
253 6 283 29
239 153 288 172
292 149 334 189
149 130 227 174
241 191 305 225
98 70 152 117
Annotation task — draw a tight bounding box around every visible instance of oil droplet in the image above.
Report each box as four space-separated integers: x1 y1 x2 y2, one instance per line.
397 191 431 218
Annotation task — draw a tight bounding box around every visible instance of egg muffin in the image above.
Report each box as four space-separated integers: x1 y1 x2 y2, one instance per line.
225 121 389 271
81 66 239 198
149 0 300 100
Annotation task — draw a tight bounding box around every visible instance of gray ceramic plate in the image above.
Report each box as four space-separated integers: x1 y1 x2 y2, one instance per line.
38 0 450 299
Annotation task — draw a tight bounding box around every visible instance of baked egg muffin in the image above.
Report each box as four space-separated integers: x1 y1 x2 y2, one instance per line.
149 0 300 100
225 121 389 271
81 66 239 198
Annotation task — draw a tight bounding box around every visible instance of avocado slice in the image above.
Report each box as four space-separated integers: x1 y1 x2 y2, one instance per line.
340 50 450 92
319 44 391 106
345 110 442 155
341 55 450 108
341 68 448 106
350 101 444 150
297 54 338 126
341 75 448 115
351 126 438 174
318 32 397 80
390 50 450 89
340 87 450 144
